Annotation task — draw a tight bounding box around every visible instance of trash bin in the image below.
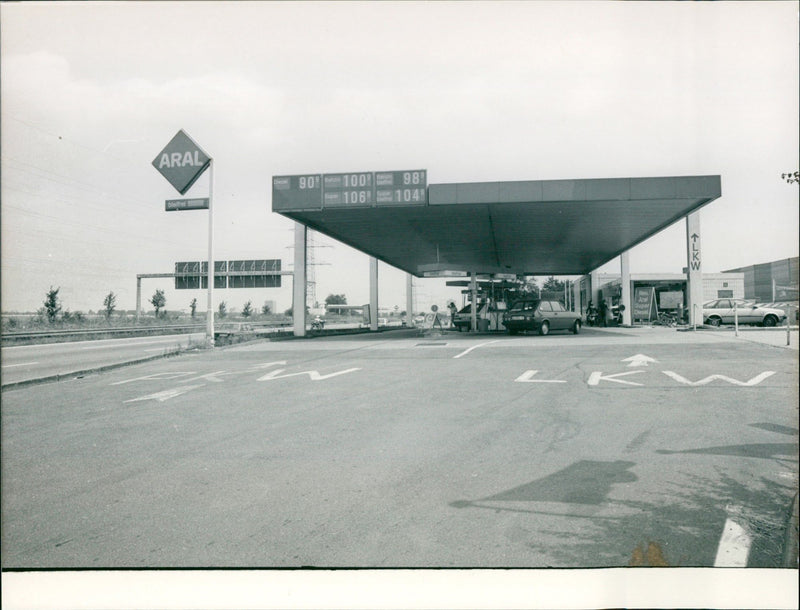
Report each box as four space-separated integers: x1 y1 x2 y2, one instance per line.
477 318 490 332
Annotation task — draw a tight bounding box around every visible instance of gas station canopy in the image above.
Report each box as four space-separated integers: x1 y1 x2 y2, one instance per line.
272 175 721 277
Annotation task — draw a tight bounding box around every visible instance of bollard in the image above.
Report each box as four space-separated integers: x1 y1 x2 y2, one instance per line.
787 306 792 347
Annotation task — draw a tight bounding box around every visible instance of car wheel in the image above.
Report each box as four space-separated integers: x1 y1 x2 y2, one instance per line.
539 321 550 336
707 317 721 327
572 320 581 334
763 315 778 327
507 328 518 335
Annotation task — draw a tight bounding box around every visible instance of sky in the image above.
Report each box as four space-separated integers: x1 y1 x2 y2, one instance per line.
1 1 798 316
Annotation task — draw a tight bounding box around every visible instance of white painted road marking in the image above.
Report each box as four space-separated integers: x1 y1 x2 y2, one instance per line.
124 384 206 403
514 370 567 383
453 340 502 359
622 354 658 367
257 367 361 381
662 371 775 386
1 361 39 368
587 370 645 386
112 372 197 385
714 517 752 567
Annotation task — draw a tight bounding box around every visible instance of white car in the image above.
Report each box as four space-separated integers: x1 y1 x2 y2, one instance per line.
702 299 785 327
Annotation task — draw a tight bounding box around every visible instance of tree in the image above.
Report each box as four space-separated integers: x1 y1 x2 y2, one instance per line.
261 301 272 315
541 276 566 292
103 291 116 319
218 301 227 319
189 298 197 318
150 289 166 317
43 286 62 323
325 293 347 305
242 300 253 318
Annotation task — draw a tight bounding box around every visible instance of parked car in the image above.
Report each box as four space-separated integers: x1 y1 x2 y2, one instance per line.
702 299 786 327
502 299 582 335
452 304 476 331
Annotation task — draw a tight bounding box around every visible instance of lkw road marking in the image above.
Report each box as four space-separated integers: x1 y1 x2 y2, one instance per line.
514 370 776 387
118 362 360 403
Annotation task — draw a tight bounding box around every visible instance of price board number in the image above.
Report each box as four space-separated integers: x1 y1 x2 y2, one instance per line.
272 174 323 211
375 169 428 206
323 172 374 207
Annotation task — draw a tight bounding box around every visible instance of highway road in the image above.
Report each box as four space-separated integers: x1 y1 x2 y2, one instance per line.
2 325 797 575
0 333 205 387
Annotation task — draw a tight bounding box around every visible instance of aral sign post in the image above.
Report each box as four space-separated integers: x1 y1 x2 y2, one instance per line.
152 130 215 345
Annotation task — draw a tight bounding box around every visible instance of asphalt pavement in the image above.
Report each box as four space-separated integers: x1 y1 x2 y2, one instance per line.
2 324 797 573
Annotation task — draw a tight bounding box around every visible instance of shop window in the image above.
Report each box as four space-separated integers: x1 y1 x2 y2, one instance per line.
717 289 733 298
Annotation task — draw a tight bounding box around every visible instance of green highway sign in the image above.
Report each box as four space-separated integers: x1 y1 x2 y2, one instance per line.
153 130 211 195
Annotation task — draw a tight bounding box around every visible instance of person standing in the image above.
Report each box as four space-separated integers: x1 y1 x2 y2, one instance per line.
448 301 457 329
599 299 609 327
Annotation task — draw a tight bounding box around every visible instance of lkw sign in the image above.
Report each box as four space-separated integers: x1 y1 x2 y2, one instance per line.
152 130 211 195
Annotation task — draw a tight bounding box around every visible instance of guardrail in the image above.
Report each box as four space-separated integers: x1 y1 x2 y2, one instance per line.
1 322 292 346
1 324 206 346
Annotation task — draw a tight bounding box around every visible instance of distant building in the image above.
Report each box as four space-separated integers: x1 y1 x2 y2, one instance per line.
591 272 745 313
723 257 799 302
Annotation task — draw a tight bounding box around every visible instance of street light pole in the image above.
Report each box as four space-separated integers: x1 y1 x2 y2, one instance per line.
206 159 215 347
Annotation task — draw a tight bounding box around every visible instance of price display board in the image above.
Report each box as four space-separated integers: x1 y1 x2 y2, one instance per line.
633 287 656 322
323 172 374 207
272 169 427 211
375 170 427 206
272 175 322 211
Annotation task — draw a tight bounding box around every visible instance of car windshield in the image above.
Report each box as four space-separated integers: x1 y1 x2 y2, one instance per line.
509 300 539 312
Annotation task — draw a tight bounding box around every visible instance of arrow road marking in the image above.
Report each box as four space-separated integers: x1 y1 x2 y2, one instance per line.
622 354 658 367
662 371 775 386
587 371 645 386
514 370 567 383
112 372 196 385
124 384 206 403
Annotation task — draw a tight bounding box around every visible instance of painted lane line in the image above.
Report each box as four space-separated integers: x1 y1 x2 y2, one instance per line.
514 370 566 383
1 361 39 368
453 340 502 359
714 517 752 567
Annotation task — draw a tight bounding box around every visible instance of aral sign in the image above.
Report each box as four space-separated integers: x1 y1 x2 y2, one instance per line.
152 130 211 195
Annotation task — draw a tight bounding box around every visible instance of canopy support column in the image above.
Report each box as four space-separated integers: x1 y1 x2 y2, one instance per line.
686 212 703 327
293 222 307 337
370 257 379 331
572 279 581 313
406 273 414 327
589 270 600 308
620 251 632 326
470 272 477 332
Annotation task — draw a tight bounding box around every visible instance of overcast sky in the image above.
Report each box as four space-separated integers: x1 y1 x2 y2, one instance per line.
2 1 798 315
